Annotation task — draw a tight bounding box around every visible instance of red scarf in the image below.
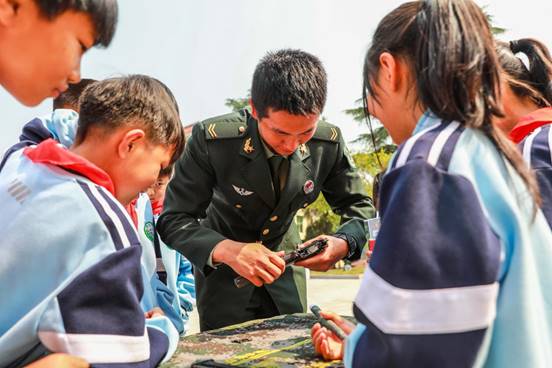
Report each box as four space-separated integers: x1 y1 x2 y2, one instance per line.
151 199 164 216
509 107 552 143
24 139 115 195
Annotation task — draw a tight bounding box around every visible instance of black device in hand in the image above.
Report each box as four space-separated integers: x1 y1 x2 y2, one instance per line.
234 238 328 288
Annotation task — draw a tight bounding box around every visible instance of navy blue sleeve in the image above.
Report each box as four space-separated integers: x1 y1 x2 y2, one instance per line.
535 169 552 228
520 125 552 229
350 160 501 368
36 184 170 367
0 118 53 171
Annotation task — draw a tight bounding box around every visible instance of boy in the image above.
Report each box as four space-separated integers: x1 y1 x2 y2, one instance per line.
0 75 185 366
0 0 117 107
146 167 196 332
6 77 186 344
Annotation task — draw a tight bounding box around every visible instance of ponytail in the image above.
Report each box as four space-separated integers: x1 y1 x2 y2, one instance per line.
364 0 541 208
499 38 552 106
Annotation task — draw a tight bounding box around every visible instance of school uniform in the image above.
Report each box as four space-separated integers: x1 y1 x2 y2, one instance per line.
0 140 171 367
514 108 552 228
346 112 552 368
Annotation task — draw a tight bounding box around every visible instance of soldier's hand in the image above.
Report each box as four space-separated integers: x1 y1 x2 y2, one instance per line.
213 240 285 286
25 354 89 368
295 235 348 271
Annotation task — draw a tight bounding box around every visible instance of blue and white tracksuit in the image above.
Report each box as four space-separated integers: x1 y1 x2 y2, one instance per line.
346 112 552 367
0 146 170 367
0 111 180 365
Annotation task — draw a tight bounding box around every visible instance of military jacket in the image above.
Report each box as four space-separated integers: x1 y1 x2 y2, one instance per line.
158 109 374 329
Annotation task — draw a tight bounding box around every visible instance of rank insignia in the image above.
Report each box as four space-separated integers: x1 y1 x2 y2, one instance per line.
299 144 307 155
303 179 314 194
232 184 254 196
243 137 255 154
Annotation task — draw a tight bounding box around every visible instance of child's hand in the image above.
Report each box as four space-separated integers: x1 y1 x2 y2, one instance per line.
25 353 89 368
144 307 165 319
310 311 355 361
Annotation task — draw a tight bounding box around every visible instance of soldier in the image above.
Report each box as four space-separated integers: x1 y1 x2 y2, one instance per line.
158 49 374 331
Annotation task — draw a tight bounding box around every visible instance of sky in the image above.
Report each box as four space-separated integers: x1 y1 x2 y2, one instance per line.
2 0 552 153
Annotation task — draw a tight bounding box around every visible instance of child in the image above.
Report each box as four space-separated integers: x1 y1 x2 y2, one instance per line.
0 0 117 107
6 77 188 343
495 38 552 227
311 1 552 367
147 167 196 332
0 75 185 366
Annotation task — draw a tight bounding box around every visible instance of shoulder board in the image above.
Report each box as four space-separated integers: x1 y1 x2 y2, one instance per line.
312 121 341 143
201 109 250 140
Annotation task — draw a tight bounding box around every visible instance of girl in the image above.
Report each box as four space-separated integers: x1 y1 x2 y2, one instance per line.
495 38 552 227
312 1 552 367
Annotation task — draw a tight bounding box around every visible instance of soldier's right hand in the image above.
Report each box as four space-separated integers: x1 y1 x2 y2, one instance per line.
213 240 285 286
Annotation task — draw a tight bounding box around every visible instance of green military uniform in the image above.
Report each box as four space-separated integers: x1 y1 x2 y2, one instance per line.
157 108 374 331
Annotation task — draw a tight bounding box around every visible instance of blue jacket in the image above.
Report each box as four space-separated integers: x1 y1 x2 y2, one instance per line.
0 144 170 367
346 112 552 368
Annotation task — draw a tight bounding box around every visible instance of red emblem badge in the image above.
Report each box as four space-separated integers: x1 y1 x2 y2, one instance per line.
303 180 314 194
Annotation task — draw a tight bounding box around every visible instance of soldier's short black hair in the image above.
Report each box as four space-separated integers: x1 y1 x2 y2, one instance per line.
76 75 185 163
251 49 327 120
34 0 118 47
53 78 97 111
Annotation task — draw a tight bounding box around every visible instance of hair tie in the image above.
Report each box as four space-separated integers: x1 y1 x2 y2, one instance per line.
509 40 520 53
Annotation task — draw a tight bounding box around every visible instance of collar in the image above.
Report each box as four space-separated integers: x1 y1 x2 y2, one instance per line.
412 110 440 135
509 107 552 144
24 138 115 195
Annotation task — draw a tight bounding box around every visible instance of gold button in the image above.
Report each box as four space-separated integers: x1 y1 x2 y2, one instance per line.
262 228 270 236
303 202 308 208
238 126 245 133
235 204 242 209
270 215 278 222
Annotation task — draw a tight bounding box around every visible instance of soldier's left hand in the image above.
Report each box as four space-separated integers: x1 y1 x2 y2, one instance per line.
294 235 348 271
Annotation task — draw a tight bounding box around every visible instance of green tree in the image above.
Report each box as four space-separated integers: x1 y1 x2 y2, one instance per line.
301 150 392 238
344 99 396 158
224 91 250 112
484 8 506 36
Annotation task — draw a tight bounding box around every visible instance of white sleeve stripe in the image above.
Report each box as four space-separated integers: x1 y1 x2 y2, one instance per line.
426 121 461 167
354 266 499 335
523 127 541 165
86 183 131 249
394 120 442 169
38 328 150 363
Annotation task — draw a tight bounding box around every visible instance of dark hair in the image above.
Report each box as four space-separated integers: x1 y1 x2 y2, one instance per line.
497 38 552 107
251 49 327 119
76 75 185 163
34 0 118 47
158 164 174 178
363 0 540 207
53 78 97 111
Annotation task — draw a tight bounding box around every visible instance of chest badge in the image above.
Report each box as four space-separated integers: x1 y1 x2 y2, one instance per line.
144 221 155 241
303 180 314 194
243 138 255 154
232 184 254 196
